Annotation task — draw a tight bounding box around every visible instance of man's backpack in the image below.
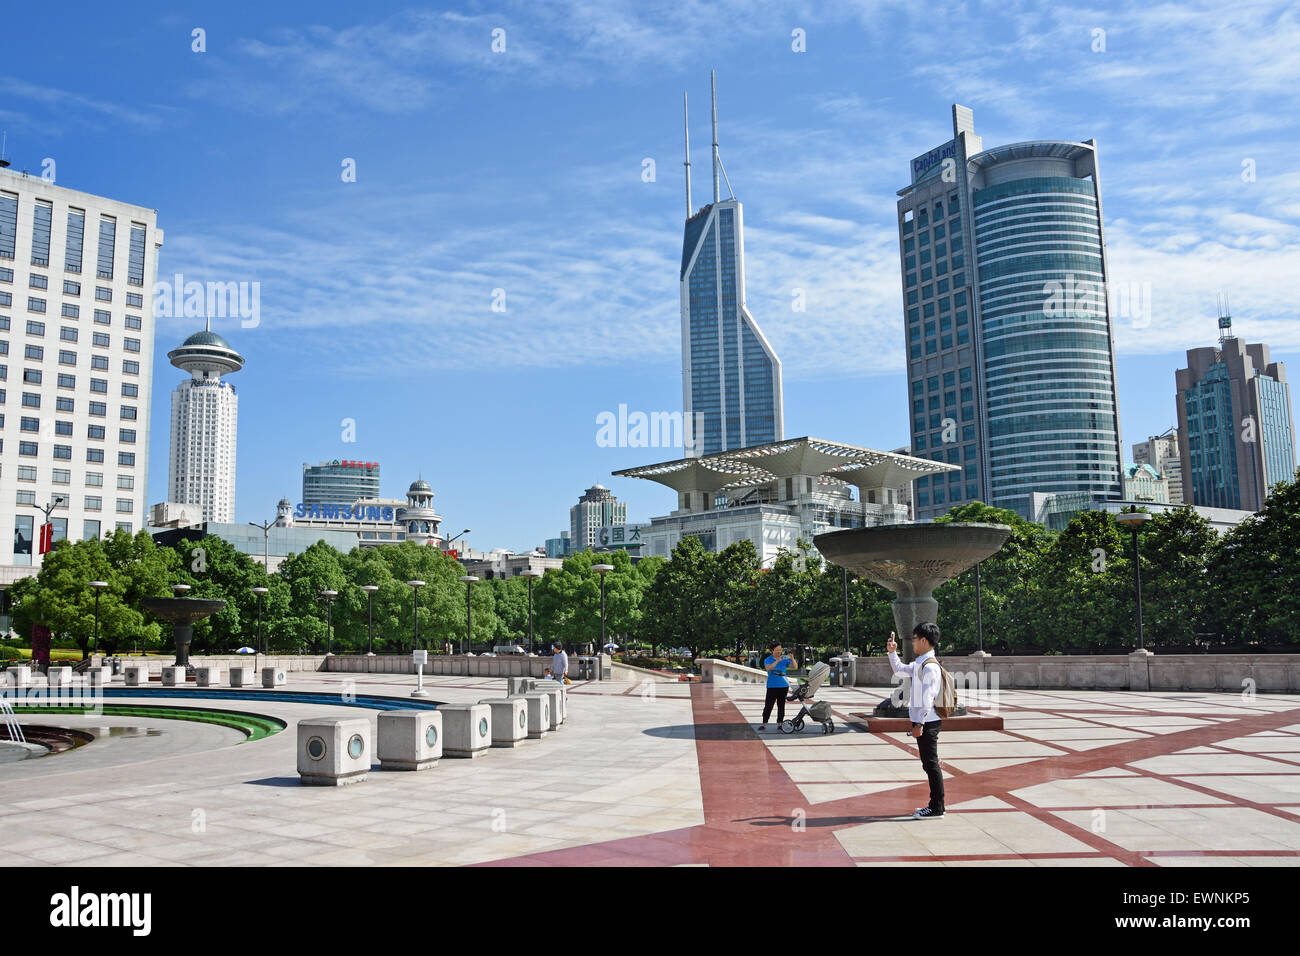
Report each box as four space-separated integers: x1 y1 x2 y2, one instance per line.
920 657 959 718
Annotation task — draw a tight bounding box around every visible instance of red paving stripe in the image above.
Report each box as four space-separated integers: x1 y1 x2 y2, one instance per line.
995 790 1148 866
851 851 1107 863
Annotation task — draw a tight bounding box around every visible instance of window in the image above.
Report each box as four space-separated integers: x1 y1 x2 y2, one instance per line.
121 382 137 397
20 416 38 431
60 327 77 342
116 498 133 513
54 420 72 436
58 350 75 365
122 360 139 375
93 309 110 325
24 345 42 360
85 496 102 511
65 210 85 273
26 320 44 336
53 444 72 460
18 441 37 456
31 200 52 266
125 315 141 330
23 369 41 384
17 465 35 481
16 490 36 506
90 378 107 393
86 448 104 463
118 452 135 466
85 472 103 487
61 303 78 318
21 392 39 407
0 267 9 282
57 374 74 389
30 274 48 290
123 336 140 352
127 225 146 286
0 191 16 261
96 217 116 279
87 425 105 440
63 280 80 296
83 519 100 541
89 401 106 416
27 297 46 313
90 355 108 370
95 287 111 302
118 429 135 443
0 290 9 305
115 521 132 534
92 332 109 347
125 292 143 309
52 468 70 484
55 396 73 412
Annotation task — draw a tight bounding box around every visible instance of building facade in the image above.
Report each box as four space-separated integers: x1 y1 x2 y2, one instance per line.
167 322 242 524
1133 427 1183 505
899 105 1124 521
570 483 626 552
302 459 380 507
1123 462 1169 503
679 73 783 456
1176 333 1295 511
0 167 161 583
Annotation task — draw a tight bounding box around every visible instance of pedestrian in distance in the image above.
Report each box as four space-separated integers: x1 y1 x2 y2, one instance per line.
756 642 795 732
887 623 946 819
551 642 569 684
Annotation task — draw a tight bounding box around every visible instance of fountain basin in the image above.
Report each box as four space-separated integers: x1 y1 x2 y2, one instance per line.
141 598 226 667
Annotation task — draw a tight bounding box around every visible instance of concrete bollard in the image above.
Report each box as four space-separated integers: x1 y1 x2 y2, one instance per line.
377 710 442 771
438 703 492 758
507 676 536 696
518 692 551 739
297 717 371 786
262 666 287 688
478 697 528 748
195 666 222 687
161 666 188 687
47 667 73 688
124 665 150 687
228 666 255 688
6 667 32 689
533 682 563 730
87 666 113 687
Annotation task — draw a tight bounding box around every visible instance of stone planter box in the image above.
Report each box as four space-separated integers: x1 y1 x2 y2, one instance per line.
377 710 441 771
298 717 371 786
478 697 528 748
47 666 73 688
195 666 223 687
262 666 287 688
519 692 551 739
438 703 492 758
161 666 188 687
228 666 255 688
124 665 151 687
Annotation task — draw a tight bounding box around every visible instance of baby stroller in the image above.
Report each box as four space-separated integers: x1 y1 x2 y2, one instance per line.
780 661 834 734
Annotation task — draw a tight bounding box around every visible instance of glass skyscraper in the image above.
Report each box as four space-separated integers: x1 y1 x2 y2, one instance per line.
680 74 783 457
898 105 1124 520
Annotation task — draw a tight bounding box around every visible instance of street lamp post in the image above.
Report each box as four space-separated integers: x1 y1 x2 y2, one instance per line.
444 528 471 553
458 576 478 655
407 580 425 652
1115 511 1152 651
975 562 985 654
251 587 268 658
361 584 379 655
319 589 338 655
89 580 108 659
593 564 614 682
841 566 851 652
521 569 542 654
29 495 66 566
249 519 274 571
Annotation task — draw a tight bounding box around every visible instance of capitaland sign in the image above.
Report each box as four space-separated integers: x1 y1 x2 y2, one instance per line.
911 139 957 183
295 503 395 521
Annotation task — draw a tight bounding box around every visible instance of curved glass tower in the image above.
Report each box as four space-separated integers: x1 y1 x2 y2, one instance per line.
898 106 1123 520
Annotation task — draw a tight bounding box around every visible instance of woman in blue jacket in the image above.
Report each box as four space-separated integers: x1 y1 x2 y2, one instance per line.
757 642 794 732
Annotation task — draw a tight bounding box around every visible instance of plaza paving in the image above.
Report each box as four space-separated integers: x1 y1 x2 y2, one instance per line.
2 671 1299 866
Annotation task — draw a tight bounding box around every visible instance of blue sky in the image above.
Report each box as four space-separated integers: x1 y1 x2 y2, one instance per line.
3 1 1297 550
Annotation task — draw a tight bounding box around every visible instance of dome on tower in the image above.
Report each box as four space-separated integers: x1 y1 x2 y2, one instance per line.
181 329 234 350
408 478 432 495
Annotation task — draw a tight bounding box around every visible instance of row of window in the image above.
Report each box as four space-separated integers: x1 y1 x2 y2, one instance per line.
9 418 137 442
12 442 136 464
15 490 134 511
14 464 134 488
11 517 134 564
0 193 147 285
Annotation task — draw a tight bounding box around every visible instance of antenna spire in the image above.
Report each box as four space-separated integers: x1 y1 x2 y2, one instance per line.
683 92 692 217
0 132 10 169
711 70 720 204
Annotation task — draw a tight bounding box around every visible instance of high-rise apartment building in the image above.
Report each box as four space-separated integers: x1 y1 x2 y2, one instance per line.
899 105 1124 520
570 483 626 552
167 320 242 523
1176 324 1295 512
679 72 783 456
0 167 161 580
1133 427 1183 505
302 459 380 507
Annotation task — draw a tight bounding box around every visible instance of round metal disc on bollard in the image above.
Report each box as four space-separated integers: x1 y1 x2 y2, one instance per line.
478 718 488 738
519 711 526 729
348 734 365 758
426 725 438 747
307 736 327 760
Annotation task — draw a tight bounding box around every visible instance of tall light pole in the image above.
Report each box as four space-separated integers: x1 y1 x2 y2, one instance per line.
319 589 338 655
407 580 425 652
249 518 274 571
521 569 542 654
361 584 379 655
1115 511 1151 651
593 563 614 682
30 494 66 564
974 562 985 654
458 576 478 655
444 528 471 554
841 566 851 651
89 580 108 659
251 587 268 655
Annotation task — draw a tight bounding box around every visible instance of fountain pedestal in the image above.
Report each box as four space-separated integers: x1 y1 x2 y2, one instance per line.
140 598 226 667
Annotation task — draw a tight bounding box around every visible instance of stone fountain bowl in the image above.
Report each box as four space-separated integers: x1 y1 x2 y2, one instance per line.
814 523 1013 595
140 597 226 624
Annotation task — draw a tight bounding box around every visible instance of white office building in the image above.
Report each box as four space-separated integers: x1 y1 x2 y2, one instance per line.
0 167 161 585
167 320 242 523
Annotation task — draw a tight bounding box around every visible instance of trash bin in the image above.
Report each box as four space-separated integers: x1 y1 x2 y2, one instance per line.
840 653 857 687
829 657 844 687
111 656 122 675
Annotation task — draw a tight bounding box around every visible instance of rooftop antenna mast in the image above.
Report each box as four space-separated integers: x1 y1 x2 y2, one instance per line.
0 132 10 169
683 92 692 217
711 70 720 203
1216 292 1232 344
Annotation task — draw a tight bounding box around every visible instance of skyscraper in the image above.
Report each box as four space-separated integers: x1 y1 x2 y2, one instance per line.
679 72 783 457
1176 317 1295 512
0 166 160 576
1133 427 1183 505
570 483 626 552
167 320 242 523
302 459 380 507
899 105 1124 520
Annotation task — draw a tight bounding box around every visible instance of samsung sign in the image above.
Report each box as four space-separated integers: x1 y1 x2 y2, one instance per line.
911 139 957 183
295 503 395 521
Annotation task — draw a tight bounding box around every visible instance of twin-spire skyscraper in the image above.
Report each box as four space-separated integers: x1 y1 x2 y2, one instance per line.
679 71 783 457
